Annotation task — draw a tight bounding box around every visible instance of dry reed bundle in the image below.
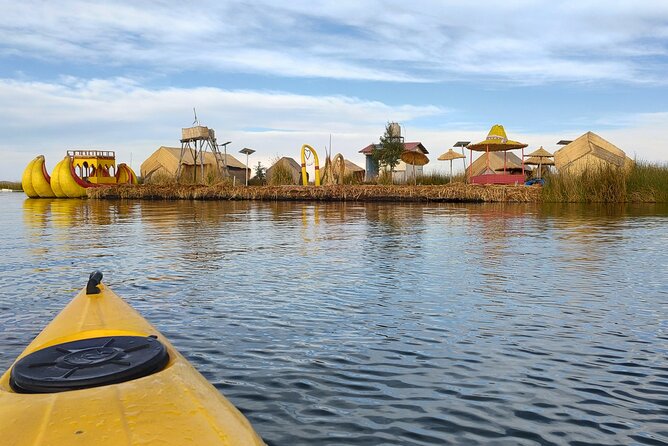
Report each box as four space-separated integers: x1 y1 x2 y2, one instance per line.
88 183 541 202
542 161 668 202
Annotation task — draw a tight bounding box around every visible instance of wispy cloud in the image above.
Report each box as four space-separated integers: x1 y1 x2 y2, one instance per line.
1 76 666 181
1 1 667 84
0 77 445 178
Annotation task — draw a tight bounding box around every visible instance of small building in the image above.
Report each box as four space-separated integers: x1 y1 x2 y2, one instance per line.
359 142 429 182
141 146 248 183
358 122 429 182
266 157 302 185
554 132 634 174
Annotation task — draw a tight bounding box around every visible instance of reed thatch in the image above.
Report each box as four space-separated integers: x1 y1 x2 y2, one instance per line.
438 149 466 161
266 157 302 185
468 124 528 152
322 156 365 184
141 146 247 183
468 151 525 177
524 156 555 166
553 132 634 174
87 183 541 203
526 147 553 158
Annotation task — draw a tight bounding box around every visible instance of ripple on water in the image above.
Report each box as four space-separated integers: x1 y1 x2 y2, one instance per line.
1 195 667 445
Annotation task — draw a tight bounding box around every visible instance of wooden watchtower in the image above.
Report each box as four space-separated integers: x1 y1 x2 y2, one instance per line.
176 126 227 182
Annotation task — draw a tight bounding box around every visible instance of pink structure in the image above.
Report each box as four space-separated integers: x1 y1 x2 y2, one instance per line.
467 125 528 185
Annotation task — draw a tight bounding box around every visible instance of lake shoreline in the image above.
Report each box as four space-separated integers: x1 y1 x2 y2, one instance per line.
86 183 542 202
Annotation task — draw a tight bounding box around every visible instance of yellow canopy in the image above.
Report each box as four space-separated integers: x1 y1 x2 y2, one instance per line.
468 124 528 152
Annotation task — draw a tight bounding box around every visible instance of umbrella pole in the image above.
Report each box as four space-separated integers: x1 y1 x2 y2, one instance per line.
538 159 542 179
469 149 473 183
450 160 453 183
504 150 507 174
521 147 525 178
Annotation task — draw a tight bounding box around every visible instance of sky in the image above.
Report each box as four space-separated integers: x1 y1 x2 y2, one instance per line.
1 0 668 180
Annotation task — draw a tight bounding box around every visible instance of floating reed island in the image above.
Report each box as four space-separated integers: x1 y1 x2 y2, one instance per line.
87 183 542 203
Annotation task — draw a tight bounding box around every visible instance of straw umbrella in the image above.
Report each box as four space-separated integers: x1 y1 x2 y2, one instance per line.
523 146 554 179
467 125 528 182
400 150 429 184
524 156 554 178
438 149 466 181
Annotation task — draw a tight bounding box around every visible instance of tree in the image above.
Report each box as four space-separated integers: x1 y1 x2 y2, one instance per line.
372 122 404 174
254 161 266 181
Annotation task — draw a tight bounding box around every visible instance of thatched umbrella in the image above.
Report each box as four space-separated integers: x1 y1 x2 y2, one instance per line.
526 146 553 158
467 125 528 182
523 146 554 179
438 149 466 181
400 150 429 184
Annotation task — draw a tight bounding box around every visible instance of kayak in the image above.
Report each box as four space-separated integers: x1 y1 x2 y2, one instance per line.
0 272 265 445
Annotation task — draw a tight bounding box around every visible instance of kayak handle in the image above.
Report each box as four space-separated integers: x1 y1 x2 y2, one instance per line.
86 271 103 295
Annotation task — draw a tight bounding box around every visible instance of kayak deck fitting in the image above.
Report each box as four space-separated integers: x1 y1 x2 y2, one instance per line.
0 272 265 445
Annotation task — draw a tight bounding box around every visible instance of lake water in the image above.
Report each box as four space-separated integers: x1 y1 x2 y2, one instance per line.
1 192 667 445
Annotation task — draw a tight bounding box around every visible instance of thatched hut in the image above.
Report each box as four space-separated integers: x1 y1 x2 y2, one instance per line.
554 132 634 174
343 160 365 182
141 146 248 183
266 157 302 185
468 151 528 177
322 157 366 183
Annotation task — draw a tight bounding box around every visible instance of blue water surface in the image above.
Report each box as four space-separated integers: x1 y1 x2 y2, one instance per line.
0 193 666 445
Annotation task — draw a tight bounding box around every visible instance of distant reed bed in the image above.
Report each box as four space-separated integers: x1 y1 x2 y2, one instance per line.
371 172 463 186
88 183 540 202
542 161 668 202
416 173 465 185
0 181 22 191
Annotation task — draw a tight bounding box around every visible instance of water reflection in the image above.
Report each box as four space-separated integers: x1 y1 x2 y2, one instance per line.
2 194 668 445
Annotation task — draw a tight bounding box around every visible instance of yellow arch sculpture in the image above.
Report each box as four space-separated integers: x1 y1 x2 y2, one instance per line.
300 144 321 186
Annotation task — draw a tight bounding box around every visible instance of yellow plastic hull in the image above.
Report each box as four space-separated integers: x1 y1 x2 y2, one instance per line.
49 158 68 197
116 163 139 184
57 156 88 198
21 157 38 197
21 156 55 198
0 284 265 446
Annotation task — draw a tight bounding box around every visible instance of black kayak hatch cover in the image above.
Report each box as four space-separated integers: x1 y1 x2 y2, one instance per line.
10 335 169 394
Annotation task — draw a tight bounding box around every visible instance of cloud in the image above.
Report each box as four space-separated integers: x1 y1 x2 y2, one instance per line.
0 77 444 179
1 76 665 181
1 1 667 84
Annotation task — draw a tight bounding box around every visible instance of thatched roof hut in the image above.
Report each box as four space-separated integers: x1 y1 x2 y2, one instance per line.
468 151 526 177
141 146 247 183
554 132 634 174
266 157 302 185
322 157 366 183
343 159 365 179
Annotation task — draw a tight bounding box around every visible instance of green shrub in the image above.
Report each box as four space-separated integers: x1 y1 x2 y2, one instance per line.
269 162 297 185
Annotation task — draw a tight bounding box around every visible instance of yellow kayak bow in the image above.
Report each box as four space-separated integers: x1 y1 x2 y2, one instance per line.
0 272 265 446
